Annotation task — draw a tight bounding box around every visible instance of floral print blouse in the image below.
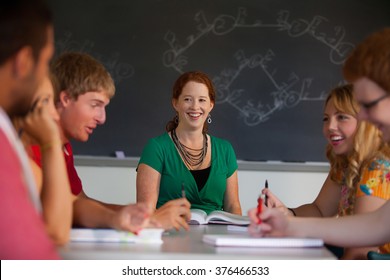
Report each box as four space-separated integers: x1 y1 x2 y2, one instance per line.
338 157 390 253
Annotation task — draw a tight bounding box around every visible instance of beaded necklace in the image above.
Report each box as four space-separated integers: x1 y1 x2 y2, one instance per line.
171 128 208 169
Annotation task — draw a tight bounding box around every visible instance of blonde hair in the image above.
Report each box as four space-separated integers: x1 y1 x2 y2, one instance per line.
326 85 389 193
51 52 115 103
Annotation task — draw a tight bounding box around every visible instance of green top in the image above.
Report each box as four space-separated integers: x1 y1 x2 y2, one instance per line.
138 132 238 214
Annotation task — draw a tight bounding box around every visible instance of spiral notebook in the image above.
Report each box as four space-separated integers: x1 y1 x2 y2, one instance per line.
203 234 323 248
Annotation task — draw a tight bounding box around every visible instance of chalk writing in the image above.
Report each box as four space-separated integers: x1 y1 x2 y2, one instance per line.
276 10 355 64
213 50 327 126
162 8 352 125
56 31 134 84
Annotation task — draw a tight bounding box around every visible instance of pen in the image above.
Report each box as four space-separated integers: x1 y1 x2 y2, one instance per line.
256 194 263 224
181 182 186 198
265 179 268 207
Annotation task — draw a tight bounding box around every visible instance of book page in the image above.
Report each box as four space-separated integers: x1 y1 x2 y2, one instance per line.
206 211 250 225
189 209 208 225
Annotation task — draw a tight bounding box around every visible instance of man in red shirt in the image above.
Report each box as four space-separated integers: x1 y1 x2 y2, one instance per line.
0 0 58 259
30 52 153 232
35 52 190 232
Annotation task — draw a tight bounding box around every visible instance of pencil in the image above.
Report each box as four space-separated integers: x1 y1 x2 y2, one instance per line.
265 179 268 207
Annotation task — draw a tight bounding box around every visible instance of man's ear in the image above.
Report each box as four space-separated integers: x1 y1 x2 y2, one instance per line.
12 46 34 78
58 90 72 107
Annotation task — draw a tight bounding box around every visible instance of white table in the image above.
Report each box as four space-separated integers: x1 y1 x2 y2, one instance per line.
60 225 336 260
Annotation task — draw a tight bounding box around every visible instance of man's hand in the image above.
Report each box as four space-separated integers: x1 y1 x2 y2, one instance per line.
113 203 152 233
153 198 191 231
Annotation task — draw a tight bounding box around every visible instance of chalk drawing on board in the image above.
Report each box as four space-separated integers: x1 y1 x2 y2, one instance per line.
55 31 134 83
276 10 355 64
213 49 327 126
162 8 354 125
163 9 355 71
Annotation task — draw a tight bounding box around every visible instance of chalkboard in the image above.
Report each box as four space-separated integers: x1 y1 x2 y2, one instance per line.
49 0 390 162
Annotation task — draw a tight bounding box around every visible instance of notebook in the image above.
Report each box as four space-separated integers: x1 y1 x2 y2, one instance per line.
70 228 164 244
203 234 323 248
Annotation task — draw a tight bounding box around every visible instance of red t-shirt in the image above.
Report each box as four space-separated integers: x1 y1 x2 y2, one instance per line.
30 143 82 195
0 129 59 259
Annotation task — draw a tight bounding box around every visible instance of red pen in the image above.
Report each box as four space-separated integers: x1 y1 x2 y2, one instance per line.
256 194 263 224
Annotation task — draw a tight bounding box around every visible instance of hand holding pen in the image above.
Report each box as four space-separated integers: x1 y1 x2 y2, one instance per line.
261 182 294 216
152 182 191 231
262 180 279 208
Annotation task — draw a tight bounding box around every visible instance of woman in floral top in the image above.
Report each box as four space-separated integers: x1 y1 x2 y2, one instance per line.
263 84 390 259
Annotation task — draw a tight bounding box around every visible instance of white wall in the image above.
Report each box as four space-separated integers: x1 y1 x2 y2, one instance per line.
75 166 137 205
237 170 328 212
75 163 328 214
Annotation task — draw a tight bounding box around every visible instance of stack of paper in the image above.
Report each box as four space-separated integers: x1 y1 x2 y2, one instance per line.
203 234 323 248
70 228 164 244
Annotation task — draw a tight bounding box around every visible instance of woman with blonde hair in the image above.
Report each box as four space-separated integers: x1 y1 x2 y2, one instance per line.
262 84 390 259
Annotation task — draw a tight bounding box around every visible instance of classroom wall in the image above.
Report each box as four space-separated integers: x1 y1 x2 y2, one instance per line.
75 157 329 214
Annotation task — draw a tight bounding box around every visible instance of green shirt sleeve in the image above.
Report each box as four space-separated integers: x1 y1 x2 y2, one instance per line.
225 140 238 178
212 136 238 178
138 137 165 173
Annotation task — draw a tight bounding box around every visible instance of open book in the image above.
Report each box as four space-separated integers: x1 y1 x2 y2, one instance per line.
189 209 250 226
203 234 324 248
70 228 164 244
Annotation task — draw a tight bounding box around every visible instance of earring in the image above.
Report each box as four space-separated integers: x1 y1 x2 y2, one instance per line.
174 115 179 124
207 114 212 124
